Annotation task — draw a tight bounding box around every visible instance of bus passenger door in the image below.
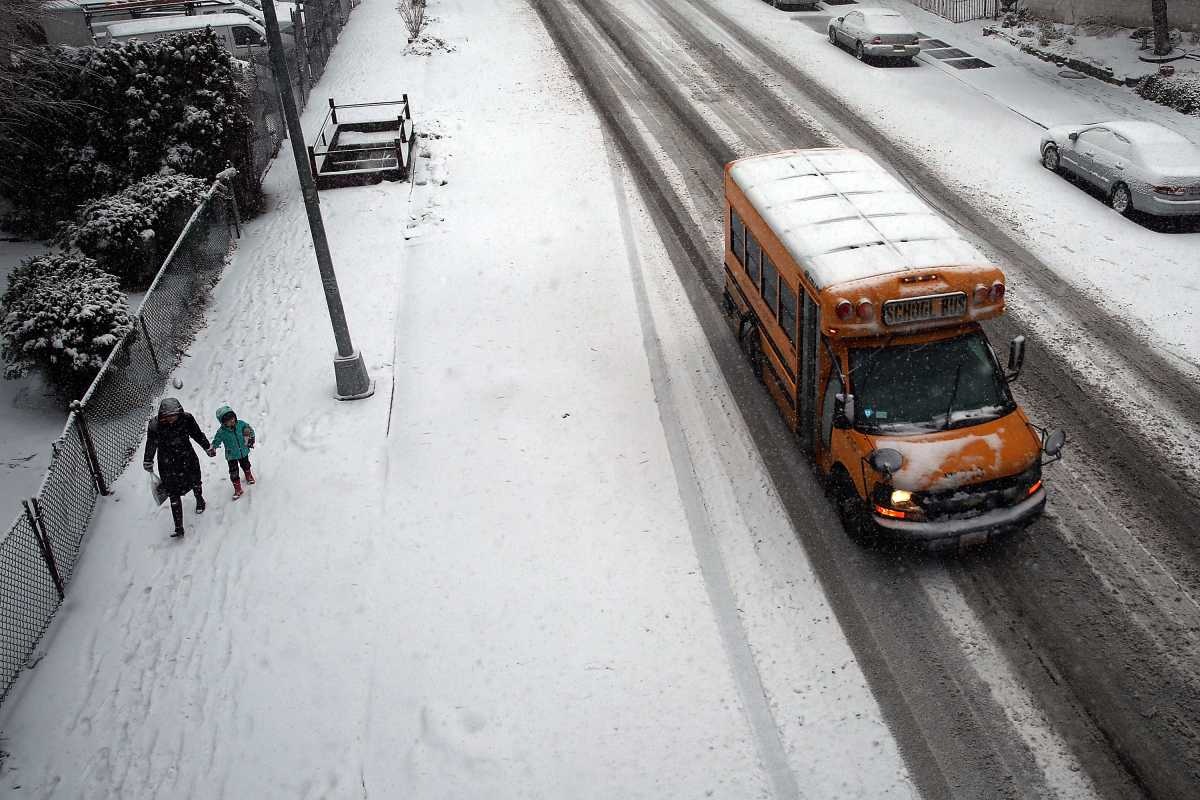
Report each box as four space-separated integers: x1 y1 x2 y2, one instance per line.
796 292 820 454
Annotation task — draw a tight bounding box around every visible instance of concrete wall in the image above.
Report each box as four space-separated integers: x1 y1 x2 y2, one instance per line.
1021 0 1200 30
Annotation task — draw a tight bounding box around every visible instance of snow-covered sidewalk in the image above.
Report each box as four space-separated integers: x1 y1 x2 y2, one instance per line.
0 0 910 797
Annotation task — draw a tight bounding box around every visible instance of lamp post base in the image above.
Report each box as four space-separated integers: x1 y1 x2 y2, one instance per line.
333 350 375 401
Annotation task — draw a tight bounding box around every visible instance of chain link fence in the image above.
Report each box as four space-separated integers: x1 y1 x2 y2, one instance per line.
0 179 239 705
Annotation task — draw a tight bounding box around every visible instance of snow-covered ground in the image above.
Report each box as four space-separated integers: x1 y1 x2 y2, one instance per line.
0 237 66 519
0 0 913 796
989 18 1200 83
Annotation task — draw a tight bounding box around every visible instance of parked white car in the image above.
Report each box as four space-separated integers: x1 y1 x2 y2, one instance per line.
828 8 921 63
1040 120 1200 217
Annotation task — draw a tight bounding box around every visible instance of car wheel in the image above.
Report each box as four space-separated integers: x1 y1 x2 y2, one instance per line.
1110 182 1133 216
1041 144 1060 172
829 27 838 46
855 41 866 61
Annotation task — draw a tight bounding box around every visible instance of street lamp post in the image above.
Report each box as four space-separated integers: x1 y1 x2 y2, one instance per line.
260 0 374 400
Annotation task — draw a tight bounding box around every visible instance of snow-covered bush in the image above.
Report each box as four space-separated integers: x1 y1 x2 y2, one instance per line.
1038 21 1064 46
1136 73 1200 116
56 173 209 287
0 253 132 400
2 31 253 237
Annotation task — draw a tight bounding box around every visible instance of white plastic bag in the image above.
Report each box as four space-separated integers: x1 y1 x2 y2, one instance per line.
149 471 169 506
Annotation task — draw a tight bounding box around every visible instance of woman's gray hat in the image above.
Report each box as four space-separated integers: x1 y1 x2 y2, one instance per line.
158 397 183 416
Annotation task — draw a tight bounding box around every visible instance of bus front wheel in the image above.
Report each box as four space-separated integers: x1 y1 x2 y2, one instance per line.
832 470 876 545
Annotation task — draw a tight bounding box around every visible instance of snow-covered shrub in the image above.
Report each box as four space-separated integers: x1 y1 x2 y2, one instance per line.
1018 27 1036 38
1 31 253 237
1038 21 1064 46
1 253 132 400
1136 73 1200 116
56 173 209 287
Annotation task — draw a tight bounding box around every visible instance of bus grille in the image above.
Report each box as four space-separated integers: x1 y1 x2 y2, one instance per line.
921 472 1028 520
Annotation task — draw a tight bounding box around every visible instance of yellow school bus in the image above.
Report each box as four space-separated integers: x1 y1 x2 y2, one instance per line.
722 148 1065 548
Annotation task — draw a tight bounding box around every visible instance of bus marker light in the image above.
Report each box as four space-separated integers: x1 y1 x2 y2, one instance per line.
856 299 875 321
1027 479 1042 496
874 505 907 519
835 299 854 321
990 281 1006 302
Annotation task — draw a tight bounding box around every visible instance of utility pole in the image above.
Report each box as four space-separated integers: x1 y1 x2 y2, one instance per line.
260 0 374 400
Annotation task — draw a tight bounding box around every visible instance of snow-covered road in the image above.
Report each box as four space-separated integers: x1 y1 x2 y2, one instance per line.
0 0 911 796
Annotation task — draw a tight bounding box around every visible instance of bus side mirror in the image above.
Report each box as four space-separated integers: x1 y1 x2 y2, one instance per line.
835 392 855 428
1068 131 1079 141
1042 429 1066 464
1006 335 1025 382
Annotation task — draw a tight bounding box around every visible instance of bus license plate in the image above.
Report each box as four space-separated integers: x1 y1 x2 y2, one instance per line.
882 292 968 326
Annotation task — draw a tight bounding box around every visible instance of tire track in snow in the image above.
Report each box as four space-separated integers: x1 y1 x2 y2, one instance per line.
604 138 801 799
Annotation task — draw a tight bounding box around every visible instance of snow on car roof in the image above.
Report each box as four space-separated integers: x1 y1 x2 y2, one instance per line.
729 149 986 291
858 7 904 15
105 12 255 35
1104 120 1190 144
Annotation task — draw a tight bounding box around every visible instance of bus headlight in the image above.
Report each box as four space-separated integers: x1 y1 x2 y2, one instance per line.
891 489 913 506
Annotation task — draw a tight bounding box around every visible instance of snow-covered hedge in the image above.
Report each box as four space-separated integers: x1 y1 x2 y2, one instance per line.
1136 73 1200 117
1 254 133 400
56 173 210 287
2 31 253 237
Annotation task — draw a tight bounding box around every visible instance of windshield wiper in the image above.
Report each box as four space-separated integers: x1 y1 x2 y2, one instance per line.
942 361 963 431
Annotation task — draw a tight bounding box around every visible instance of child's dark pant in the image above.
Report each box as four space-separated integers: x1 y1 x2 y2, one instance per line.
228 457 252 482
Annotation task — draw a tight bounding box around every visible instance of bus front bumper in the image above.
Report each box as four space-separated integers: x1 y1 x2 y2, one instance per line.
871 488 1046 549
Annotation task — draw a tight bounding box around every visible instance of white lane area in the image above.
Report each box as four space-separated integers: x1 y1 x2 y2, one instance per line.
920 571 1098 800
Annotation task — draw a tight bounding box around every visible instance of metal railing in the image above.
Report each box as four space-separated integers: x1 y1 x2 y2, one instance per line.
908 0 999 23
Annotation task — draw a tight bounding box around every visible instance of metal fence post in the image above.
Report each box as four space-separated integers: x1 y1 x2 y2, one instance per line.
70 403 110 496
24 500 64 600
139 315 162 375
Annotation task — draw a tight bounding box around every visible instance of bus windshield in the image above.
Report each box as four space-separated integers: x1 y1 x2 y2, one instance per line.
849 332 1015 434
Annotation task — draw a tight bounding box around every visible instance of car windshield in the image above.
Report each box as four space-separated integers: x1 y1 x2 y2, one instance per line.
849 332 1015 434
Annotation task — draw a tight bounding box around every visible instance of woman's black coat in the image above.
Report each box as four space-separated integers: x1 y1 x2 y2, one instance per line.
144 413 209 496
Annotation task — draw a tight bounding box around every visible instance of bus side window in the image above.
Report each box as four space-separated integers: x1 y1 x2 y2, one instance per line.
779 280 797 345
762 254 778 316
821 369 842 449
730 208 746 266
747 234 762 288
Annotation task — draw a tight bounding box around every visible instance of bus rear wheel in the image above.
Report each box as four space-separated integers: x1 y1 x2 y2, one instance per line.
744 328 765 383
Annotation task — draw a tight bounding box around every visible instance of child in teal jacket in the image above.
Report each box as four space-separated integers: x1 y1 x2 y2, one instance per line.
211 405 256 499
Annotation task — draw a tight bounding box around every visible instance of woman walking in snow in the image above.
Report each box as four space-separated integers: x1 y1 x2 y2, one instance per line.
143 398 215 538
211 405 256 499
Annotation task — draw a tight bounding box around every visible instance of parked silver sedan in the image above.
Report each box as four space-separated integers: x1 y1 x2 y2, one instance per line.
828 8 921 63
1040 120 1200 217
